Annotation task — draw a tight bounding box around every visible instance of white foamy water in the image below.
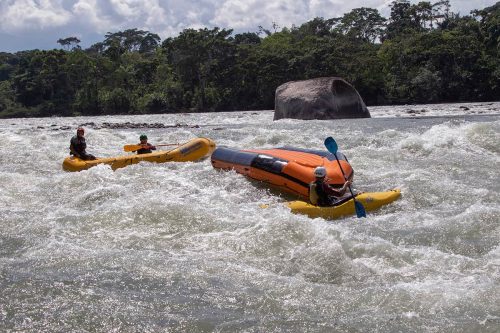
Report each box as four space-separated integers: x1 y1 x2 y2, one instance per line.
1 102 499 332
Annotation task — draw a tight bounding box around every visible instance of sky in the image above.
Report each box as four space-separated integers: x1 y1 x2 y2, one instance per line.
0 0 497 53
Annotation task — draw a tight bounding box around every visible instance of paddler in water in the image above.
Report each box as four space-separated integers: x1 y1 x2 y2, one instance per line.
136 134 157 154
70 127 96 160
310 166 352 206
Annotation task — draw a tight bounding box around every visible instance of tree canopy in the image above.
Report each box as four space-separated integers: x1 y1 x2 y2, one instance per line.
0 1 498 118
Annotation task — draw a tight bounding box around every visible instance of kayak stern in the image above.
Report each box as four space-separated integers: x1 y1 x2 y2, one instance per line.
286 189 401 219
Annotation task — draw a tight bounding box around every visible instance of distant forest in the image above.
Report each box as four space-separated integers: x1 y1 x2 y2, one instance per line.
0 0 498 118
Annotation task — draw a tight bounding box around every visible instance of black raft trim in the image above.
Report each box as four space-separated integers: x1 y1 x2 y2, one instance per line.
211 147 258 166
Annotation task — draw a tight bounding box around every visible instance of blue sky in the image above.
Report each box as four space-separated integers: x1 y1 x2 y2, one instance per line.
0 0 497 53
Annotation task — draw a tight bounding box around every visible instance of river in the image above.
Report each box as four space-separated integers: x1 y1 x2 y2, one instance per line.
1 102 499 332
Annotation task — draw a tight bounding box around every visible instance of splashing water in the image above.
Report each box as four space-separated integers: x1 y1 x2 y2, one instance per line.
1 102 499 332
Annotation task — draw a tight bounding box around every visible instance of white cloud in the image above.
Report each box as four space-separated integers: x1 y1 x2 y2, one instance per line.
73 0 114 33
0 0 72 32
212 0 309 31
109 0 167 20
450 0 497 14
109 0 137 17
141 0 168 27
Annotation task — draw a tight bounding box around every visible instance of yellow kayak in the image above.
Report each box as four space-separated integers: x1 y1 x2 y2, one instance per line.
286 189 401 219
62 137 216 172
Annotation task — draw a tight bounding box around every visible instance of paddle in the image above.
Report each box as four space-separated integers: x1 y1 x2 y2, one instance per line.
123 143 180 152
324 137 366 218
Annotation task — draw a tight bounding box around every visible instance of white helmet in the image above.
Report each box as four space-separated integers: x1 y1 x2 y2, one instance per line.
314 166 327 178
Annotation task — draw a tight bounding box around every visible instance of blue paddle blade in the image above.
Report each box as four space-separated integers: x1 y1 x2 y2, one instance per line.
354 200 367 218
324 137 338 154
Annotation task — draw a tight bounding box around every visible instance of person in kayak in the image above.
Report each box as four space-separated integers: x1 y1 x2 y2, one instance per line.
310 166 352 206
136 134 157 154
70 127 96 160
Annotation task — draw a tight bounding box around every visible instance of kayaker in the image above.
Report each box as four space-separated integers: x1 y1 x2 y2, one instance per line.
310 166 351 206
70 127 96 160
136 134 156 154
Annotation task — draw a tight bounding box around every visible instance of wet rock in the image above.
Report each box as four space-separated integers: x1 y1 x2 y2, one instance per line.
274 77 371 120
46 121 208 131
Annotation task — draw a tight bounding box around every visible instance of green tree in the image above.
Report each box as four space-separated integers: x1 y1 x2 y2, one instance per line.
473 2 500 53
104 29 160 54
379 18 494 104
162 28 237 111
0 1 498 119
335 8 386 42
292 17 338 39
57 37 81 51
473 2 500 97
100 88 131 114
385 0 425 40
234 32 261 45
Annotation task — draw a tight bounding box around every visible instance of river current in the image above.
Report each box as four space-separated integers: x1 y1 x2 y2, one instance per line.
1 102 499 332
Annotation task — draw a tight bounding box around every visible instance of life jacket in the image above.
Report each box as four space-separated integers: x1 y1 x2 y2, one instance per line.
136 143 154 154
70 135 86 154
309 182 319 205
137 147 152 154
310 179 333 206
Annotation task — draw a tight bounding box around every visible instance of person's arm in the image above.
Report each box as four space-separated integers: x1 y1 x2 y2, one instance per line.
338 180 352 196
139 143 155 149
324 180 352 197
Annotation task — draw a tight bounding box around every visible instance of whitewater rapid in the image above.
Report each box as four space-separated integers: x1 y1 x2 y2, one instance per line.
1 102 499 332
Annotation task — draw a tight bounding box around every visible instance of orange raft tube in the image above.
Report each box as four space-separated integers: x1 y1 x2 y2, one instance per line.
63 137 216 172
211 146 353 199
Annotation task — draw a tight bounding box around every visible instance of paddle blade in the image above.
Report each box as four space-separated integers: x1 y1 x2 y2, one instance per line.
326 136 366 218
354 200 366 218
324 137 338 154
123 144 141 152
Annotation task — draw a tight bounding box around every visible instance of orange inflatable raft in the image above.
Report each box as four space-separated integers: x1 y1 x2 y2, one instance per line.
211 146 353 199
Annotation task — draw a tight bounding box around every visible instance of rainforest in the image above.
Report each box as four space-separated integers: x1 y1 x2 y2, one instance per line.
0 0 498 118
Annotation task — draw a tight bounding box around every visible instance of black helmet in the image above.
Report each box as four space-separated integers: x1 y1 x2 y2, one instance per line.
140 134 147 140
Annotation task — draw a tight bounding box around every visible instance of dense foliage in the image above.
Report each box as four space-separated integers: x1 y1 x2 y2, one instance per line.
0 1 498 118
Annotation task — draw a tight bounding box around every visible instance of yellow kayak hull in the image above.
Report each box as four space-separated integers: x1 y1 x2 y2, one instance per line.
286 189 401 219
62 137 216 172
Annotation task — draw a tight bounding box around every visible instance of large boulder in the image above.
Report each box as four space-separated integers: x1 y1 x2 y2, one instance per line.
274 77 371 120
